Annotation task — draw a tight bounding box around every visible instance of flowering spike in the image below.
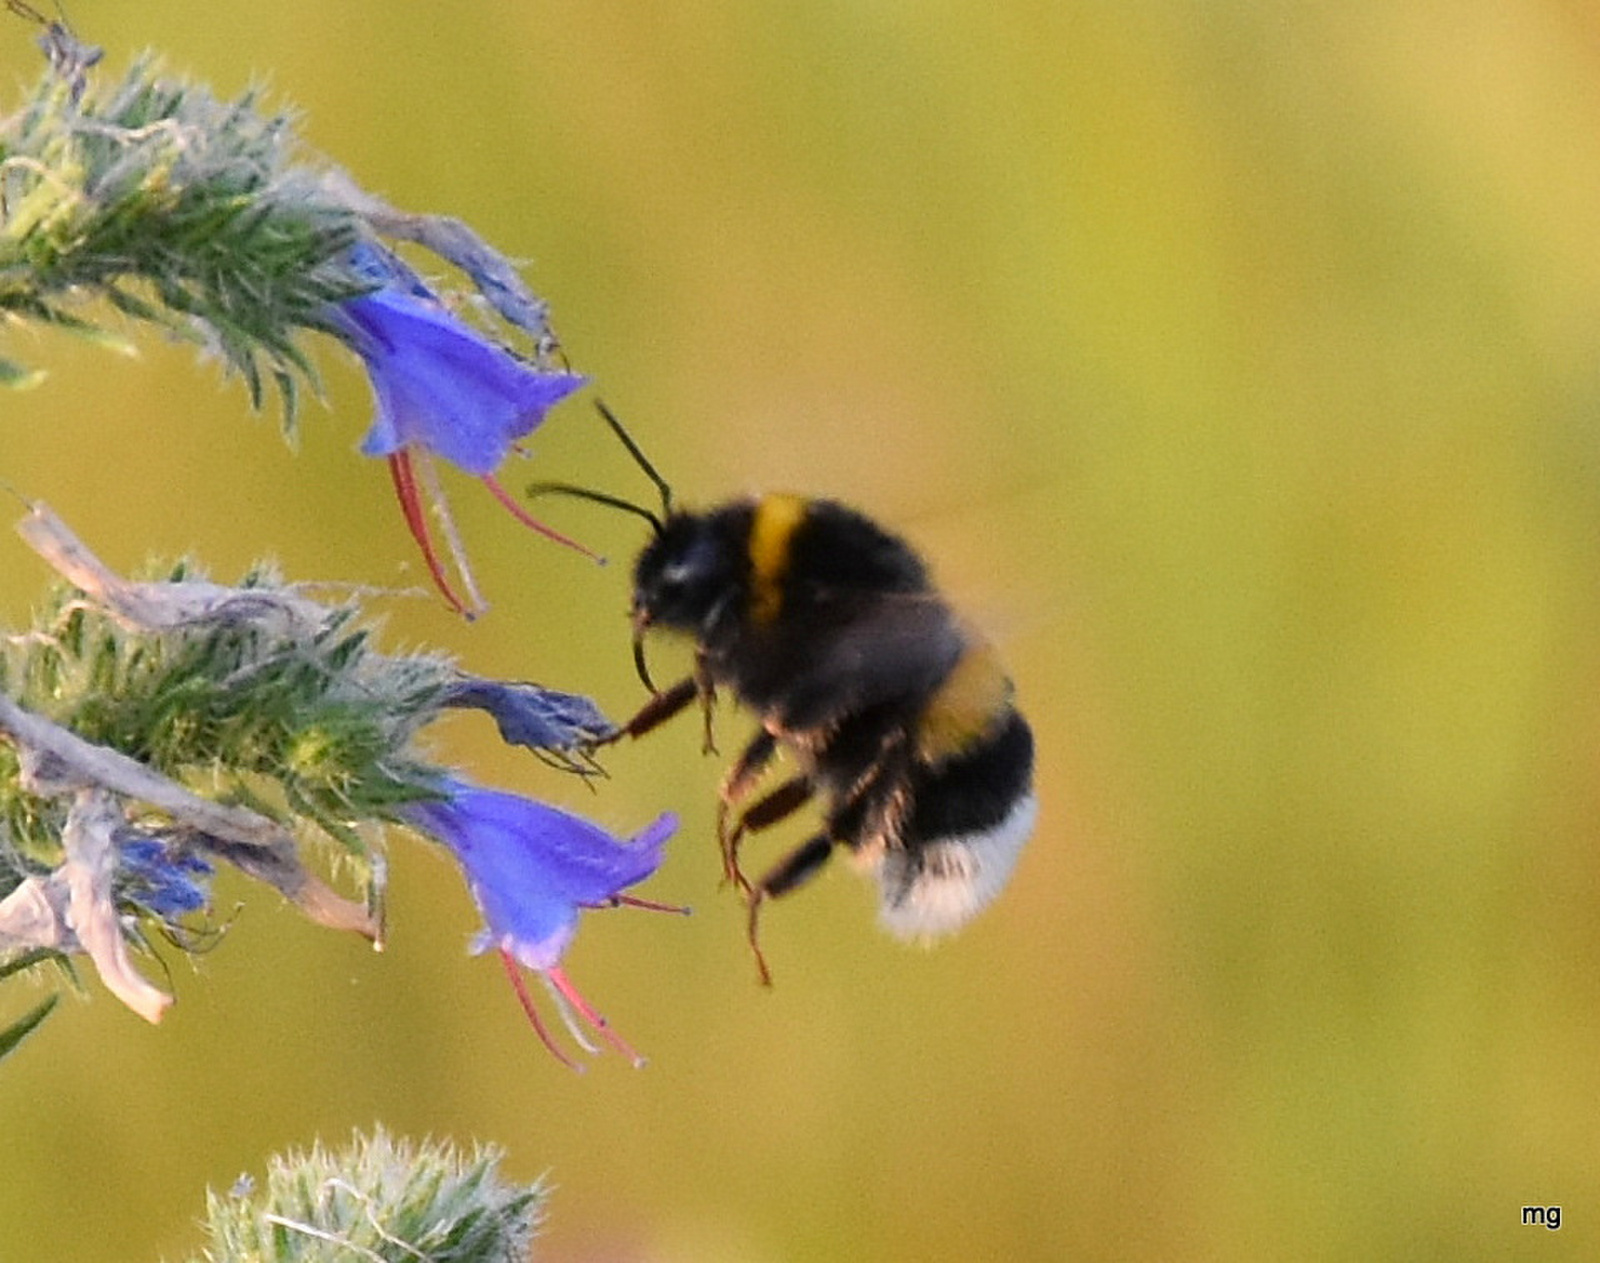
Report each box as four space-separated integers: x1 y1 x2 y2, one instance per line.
0 49 371 423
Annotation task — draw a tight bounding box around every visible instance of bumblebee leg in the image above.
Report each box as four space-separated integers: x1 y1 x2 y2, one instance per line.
746 833 833 987
722 774 815 894
716 729 777 888
719 729 777 804
694 653 719 754
598 675 700 744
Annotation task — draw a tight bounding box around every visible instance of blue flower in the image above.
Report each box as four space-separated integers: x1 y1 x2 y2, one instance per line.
115 830 214 920
403 779 681 1068
439 676 615 775
339 245 596 616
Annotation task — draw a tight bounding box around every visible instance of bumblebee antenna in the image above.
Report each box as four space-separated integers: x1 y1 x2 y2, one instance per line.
523 399 674 536
593 399 673 519
525 481 664 534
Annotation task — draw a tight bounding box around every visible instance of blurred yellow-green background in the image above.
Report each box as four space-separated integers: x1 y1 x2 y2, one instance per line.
5 2 1600 1259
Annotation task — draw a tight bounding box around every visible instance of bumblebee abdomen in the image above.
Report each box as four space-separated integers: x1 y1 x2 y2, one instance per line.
908 706 1033 839
873 707 1036 941
914 637 1015 766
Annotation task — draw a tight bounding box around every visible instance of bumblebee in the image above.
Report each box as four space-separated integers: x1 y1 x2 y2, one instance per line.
544 405 1037 983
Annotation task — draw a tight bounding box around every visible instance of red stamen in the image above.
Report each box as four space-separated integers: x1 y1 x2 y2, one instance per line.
414 451 487 615
481 473 605 563
585 893 692 916
546 964 646 1067
497 948 583 1072
387 451 471 616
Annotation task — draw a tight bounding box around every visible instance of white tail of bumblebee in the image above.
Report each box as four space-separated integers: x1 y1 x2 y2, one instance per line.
872 792 1038 941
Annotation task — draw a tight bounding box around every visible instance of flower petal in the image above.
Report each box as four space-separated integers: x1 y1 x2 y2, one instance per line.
116 829 214 918
345 287 584 476
440 677 615 756
403 780 675 970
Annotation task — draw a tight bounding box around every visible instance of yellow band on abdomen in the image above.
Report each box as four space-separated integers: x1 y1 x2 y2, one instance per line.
917 637 1013 764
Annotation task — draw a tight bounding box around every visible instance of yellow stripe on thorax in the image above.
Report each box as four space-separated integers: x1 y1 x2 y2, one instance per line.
917 637 1013 764
747 493 809 625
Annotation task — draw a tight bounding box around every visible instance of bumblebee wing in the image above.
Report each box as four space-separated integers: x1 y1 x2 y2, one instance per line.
769 589 964 731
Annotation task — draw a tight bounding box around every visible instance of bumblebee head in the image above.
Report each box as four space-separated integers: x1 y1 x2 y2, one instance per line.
631 511 739 633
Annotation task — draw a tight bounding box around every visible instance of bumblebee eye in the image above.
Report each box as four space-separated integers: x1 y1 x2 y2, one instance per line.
656 562 692 598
